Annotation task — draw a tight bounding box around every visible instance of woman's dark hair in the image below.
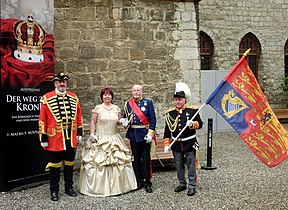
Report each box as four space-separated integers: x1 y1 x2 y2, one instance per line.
100 87 114 102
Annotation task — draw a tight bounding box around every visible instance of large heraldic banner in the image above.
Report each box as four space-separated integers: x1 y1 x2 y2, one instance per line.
206 54 288 168
0 0 55 191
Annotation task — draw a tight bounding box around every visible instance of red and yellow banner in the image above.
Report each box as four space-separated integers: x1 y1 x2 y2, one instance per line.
206 52 288 168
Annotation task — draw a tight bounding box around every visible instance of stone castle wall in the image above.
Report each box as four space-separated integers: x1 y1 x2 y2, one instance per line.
54 0 201 134
199 0 288 106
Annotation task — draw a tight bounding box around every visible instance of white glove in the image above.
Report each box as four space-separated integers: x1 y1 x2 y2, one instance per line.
76 136 85 147
90 134 97 143
144 135 153 143
41 142 48 148
163 146 170 153
186 119 193 127
119 118 129 127
76 136 82 142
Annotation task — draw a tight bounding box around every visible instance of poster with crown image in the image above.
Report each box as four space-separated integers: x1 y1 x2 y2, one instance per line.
0 0 54 191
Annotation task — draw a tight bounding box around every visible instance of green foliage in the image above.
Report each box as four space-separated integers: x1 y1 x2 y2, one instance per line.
283 76 288 91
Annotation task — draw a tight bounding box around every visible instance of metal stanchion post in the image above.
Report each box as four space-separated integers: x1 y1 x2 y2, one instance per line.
201 118 217 170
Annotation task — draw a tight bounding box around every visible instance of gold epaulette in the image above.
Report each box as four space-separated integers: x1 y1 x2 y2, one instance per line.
165 107 176 114
185 105 198 110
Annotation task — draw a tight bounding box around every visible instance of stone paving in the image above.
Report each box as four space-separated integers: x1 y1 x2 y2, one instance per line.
1 131 288 210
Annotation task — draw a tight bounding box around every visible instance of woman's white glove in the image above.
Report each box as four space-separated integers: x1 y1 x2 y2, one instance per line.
41 142 48 148
186 119 194 127
89 134 97 143
119 118 129 127
144 135 153 143
163 146 170 153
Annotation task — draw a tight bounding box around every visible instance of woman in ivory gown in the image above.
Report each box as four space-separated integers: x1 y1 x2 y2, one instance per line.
79 87 137 197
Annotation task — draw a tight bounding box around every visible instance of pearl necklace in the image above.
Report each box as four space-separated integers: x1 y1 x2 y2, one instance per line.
102 104 113 110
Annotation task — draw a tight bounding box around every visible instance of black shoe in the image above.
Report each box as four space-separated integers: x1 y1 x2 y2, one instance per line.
174 185 187 192
65 188 77 197
51 191 58 201
187 188 196 196
145 186 153 193
137 183 144 190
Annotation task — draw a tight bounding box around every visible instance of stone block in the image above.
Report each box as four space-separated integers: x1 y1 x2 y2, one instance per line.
112 28 129 39
68 30 80 40
135 40 150 50
64 8 81 21
66 60 86 73
112 8 122 19
91 73 102 86
69 21 88 29
179 22 195 30
155 31 166 41
113 0 123 8
80 29 95 40
150 9 164 21
95 29 111 40
143 72 160 83
113 48 129 60
174 48 197 60
165 11 176 22
54 28 67 41
60 48 79 60
76 74 91 87
145 48 167 60
87 60 108 72
130 49 145 61
81 7 96 20
95 48 112 59
181 11 193 21
108 60 127 70
96 6 109 19
79 47 96 59
130 30 145 40
117 70 143 84
103 20 115 28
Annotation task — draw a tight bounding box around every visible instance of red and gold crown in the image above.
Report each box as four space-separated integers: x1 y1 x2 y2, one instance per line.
13 12 45 62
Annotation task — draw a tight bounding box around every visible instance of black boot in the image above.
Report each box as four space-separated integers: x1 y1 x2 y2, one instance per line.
49 167 60 201
50 191 59 201
64 165 77 196
65 187 77 196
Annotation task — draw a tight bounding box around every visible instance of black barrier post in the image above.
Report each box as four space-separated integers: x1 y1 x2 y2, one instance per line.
201 118 217 170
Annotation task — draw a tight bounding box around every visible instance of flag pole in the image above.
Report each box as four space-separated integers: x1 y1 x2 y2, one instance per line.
167 103 206 150
243 48 251 57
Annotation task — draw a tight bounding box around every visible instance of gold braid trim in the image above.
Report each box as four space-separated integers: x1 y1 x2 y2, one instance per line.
45 161 62 171
148 129 155 136
165 112 179 132
63 160 75 166
185 105 198 109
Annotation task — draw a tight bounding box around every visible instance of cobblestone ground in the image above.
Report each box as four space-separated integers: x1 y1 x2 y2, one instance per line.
1 131 288 210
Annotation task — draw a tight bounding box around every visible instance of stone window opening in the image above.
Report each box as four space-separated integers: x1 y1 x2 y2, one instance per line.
239 32 261 80
200 31 214 70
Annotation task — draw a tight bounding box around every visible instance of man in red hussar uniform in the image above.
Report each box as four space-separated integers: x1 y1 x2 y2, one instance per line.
38 72 83 201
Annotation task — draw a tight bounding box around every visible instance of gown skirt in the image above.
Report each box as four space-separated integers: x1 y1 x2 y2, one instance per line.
79 109 137 197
